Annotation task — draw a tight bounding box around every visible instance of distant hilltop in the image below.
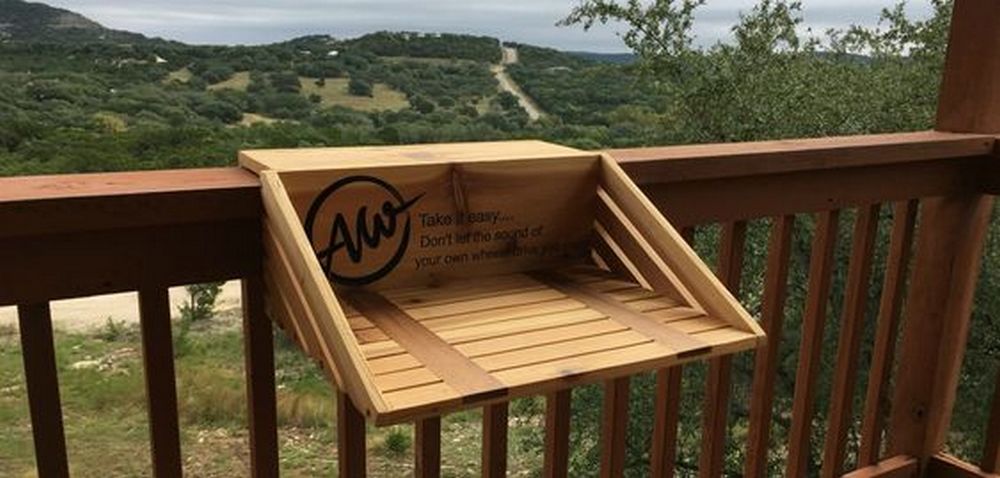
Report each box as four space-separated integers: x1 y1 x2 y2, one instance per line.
0 0 632 63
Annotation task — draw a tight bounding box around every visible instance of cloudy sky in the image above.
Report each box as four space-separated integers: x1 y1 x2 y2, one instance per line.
45 0 935 52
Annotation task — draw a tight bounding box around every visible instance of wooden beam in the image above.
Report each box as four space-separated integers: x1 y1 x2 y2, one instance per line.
927 453 1000 478
139 288 182 478
242 276 279 478
482 403 508 478
600 377 630 478
841 455 918 478
544 390 572 478
638 157 981 228
786 211 840 477
858 200 918 467
338 391 367 478
744 215 795 478
935 1 1000 133
415 416 441 478
887 195 994 462
822 205 882 477
610 131 993 183
17 302 69 478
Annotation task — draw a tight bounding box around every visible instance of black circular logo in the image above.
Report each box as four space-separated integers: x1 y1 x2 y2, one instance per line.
304 175 423 286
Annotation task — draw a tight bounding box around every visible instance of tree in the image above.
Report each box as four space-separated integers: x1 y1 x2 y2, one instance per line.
348 77 373 97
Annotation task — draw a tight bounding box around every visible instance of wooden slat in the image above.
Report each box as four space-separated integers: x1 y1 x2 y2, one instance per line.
786 210 841 477
700 221 746 478
344 289 507 401
935 0 1000 134
610 131 994 183
0 168 260 239
984 367 1000 473
638 157 981 228
482 403 509 478
415 416 441 478
530 271 709 356
928 453 1000 478
841 455 919 478
138 288 182 478
887 195 994 460
744 215 795 478
241 276 279 478
338 391 367 478
592 225 642 282
822 204 882 477
544 390 572 478
650 366 683 478
858 200 918 467
17 302 69 478
600 377 630 478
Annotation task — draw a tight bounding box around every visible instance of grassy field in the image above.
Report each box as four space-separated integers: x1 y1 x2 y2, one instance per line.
0 312 544 477
164 67 193 84
299 77 409 112
207 71 251 92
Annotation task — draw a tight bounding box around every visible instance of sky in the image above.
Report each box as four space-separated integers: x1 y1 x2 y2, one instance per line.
43 0 935 53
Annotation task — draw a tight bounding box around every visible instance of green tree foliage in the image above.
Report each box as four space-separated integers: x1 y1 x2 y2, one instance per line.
348 77 373 97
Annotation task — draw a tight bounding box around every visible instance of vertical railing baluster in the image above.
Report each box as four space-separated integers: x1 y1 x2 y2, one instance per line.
338 390 367 477
700 221 747 478
649 226 695 478
242 276 279 477
18 302 69 478
544 390 572 478
744 215 795 478
139 287 183 477
983 367 1000 473
786 210 841 477
415 416 441 478
822 204 882 477
600 377 630 478
482 403 508 478
858 200 917 467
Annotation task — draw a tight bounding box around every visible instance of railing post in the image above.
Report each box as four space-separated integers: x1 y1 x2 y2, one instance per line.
887 0 1000 471
139 287 183 477
243 275 279 477
18 302 69 478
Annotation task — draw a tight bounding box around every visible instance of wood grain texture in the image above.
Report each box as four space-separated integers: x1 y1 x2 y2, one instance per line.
600 377 630 478
609 131 993 183
138 288 182 478
699 221 746 478
935 0 1000 133
858 200 918 467
544 390 572 478
343 289 506 400
786 210 841 478
744 215 795 478
983 367 1000 474
338 390 367 478
415 416 441 478
651 366 684 478
482 403 509 478
241 276 279 478
887 195 994 461
927 453 1000 478
841 455 919 478
822 204 882 478
17 303 69 478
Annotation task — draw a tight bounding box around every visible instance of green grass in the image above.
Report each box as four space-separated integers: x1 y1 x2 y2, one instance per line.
207 71 251 91
299 77 409 112
0 319 545 476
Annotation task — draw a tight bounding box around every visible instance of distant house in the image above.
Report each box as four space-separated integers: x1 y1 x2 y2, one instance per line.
327 50 339 57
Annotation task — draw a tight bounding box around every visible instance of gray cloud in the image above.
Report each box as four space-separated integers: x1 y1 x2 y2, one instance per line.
43 0 936 52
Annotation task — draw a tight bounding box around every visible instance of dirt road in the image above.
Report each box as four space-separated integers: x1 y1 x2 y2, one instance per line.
491 46 545 121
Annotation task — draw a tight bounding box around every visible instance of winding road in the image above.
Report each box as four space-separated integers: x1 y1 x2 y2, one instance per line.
491 46 545 121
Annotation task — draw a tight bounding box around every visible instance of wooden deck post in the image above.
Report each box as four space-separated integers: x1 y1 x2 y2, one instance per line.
887 2 1000 469
242 275 279 478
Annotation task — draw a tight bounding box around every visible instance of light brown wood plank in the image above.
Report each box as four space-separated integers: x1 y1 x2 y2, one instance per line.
421 298 586 332
403 289 567 320
473 329 652 372
858 200 918 467
787 210 841 478
344 289 506 400
823 204 882 478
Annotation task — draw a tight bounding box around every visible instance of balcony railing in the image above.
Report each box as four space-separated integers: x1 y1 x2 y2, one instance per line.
2 1 1000 477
